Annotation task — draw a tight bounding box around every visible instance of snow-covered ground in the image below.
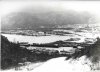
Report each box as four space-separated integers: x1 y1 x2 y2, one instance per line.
1 33 98 44
2 34 73 44
2 24 100 44
1 24 100 72
33 56 91 72
2 56 100 72
27 46 75 52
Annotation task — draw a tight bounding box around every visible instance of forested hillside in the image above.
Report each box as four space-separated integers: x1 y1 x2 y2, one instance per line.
1 35 32 69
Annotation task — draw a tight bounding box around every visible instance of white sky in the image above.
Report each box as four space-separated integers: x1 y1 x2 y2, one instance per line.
1 1 100 20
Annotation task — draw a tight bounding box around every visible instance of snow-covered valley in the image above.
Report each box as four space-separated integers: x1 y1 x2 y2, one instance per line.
1 24 100 72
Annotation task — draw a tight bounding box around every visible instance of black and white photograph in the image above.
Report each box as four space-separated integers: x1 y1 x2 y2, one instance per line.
1 0 100 72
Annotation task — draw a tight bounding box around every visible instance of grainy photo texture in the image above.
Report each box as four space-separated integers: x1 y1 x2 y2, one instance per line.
1 1 100 72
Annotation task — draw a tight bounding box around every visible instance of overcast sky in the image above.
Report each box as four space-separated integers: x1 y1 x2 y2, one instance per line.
1 1 100 22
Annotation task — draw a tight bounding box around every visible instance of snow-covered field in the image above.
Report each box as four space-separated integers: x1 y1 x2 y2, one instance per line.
2 24 100 44
27 46 75 53
1 32 99 44
2 34 73 44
